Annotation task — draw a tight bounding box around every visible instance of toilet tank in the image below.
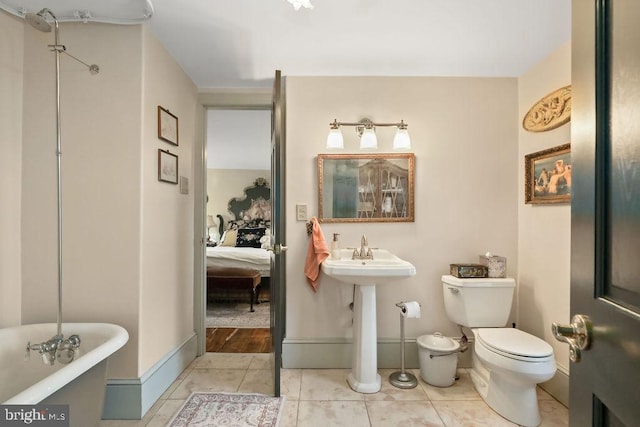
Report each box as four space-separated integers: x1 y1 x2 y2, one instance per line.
442 275 515 327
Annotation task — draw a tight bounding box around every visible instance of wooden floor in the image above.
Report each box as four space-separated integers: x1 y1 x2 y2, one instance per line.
206 328 272 353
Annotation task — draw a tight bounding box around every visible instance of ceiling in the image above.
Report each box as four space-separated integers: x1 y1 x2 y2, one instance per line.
2 0 572 88
146 0 572 89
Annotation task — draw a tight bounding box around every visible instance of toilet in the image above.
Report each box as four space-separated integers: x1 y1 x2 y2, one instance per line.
442 275 556 427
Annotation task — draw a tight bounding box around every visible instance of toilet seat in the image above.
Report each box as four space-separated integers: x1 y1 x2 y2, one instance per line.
475 328 553 362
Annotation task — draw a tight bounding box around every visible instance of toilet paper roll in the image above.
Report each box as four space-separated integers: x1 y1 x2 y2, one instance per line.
399 301 421 319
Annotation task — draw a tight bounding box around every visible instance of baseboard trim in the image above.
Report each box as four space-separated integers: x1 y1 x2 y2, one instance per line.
282 336 471 369
102 332 197 420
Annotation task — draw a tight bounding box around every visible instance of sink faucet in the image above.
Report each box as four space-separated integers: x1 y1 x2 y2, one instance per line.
352 235 374 260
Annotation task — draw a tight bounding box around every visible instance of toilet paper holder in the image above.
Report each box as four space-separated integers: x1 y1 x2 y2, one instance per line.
390 301 421 389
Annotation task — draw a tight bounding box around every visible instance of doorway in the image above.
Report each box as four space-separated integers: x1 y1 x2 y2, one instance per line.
204 107 272 353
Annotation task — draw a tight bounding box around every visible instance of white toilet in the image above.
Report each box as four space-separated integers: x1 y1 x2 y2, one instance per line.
442 275 556 427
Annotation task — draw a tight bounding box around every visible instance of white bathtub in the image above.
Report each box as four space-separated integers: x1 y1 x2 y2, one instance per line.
1 323 128 426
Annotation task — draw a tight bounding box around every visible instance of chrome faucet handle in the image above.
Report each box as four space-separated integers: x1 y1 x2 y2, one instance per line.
66 335 81 348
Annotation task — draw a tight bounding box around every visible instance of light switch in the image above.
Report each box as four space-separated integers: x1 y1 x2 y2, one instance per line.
179 176 189 194
296 204 308 221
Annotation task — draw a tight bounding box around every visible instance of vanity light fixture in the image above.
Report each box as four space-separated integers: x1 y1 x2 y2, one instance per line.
392 120 411 150
326 118 411 150
326 120 344 149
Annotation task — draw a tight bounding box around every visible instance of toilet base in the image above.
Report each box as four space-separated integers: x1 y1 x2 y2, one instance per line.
470 355 542 427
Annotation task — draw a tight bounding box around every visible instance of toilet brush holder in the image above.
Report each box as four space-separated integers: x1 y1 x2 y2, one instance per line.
390 302 418 389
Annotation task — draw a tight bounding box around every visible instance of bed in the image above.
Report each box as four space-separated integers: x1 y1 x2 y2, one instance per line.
205 246 270 277
206 177 272 278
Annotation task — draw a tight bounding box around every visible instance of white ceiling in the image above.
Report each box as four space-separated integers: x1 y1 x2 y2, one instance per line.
146 0 572 88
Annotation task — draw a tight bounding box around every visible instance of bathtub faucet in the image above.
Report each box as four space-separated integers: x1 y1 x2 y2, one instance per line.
26 334 81 365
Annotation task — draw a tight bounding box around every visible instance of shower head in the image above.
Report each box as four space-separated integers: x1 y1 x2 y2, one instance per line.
24 8 56 33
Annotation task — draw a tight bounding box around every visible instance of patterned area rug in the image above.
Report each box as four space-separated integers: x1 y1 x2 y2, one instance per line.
206 302 270 328
168 392 285 427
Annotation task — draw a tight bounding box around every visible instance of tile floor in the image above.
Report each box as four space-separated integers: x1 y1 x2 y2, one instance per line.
98 353 568 427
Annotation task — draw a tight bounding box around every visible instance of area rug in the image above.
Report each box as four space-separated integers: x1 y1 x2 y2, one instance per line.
168 392 285 427
206 302 270 328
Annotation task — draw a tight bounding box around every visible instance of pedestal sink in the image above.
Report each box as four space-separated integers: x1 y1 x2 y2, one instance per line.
321 248 416 393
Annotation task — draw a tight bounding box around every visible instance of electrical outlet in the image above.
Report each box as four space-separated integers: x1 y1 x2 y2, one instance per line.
296 204 308 221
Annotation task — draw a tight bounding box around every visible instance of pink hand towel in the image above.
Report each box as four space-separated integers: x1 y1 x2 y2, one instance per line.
304 217 330 291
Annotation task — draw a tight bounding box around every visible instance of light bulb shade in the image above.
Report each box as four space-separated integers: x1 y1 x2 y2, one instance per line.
393 128 411 150
326 128 344 149
360 128 378 150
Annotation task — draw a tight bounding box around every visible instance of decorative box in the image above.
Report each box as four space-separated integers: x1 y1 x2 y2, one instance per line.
450 264 488 278
478 254 507 278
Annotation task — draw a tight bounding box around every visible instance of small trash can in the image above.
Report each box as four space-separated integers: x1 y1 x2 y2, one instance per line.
417 332 460 387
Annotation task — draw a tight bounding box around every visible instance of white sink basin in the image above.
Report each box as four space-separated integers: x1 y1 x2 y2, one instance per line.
321 247 416 393
321 248 416 285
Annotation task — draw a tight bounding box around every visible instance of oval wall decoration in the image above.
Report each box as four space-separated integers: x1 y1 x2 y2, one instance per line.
522 85 572 132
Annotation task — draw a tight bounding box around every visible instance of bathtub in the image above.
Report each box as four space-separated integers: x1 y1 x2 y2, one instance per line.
1 323 128 427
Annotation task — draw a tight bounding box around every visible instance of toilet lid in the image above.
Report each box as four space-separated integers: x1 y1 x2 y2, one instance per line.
476 328 553 358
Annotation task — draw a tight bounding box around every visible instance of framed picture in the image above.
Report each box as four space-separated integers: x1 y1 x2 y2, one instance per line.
525 143 571 204
317 153 415 223
158 149 178 184
158 106 178 146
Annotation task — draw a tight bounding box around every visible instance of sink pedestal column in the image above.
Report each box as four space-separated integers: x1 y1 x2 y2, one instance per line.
347 283 381 393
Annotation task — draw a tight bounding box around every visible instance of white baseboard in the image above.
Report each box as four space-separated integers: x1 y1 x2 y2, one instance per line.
102 332 197 419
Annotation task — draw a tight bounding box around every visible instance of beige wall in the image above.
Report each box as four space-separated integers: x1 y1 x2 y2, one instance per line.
0 12 23 328
21 22 144 377
206 169 270 228
19 21 196 379
139 26 197 375
284 76 519 341
517 41 572 377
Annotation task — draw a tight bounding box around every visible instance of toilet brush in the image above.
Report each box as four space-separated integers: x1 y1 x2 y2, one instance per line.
390 302 418 389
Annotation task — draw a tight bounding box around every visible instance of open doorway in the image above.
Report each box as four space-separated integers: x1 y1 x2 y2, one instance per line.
205 108 272 353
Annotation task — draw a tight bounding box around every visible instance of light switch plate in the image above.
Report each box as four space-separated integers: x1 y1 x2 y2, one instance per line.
179 176 189 194
296 204 308 221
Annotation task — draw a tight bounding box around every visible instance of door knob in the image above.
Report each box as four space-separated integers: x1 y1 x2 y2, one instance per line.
266 244 288 254
552 314 592 363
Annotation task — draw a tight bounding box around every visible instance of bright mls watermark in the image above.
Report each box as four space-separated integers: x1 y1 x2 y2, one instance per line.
0 405 69 426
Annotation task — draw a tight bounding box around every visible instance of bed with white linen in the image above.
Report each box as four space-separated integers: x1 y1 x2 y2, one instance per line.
206 177 272 279
206 246 271 277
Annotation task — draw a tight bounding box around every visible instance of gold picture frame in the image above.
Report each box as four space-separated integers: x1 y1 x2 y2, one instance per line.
158 106 178 146
317 153 415 223
525 143 571 204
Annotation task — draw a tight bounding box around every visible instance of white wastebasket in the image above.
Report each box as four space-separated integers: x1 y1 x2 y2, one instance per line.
417 332 460 387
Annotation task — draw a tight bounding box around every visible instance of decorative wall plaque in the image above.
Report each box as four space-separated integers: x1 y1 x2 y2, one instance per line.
522 85 572 132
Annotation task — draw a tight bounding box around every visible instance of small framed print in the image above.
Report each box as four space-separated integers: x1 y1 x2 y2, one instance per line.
524 143 571 204
158 149 178 184
158 106 178 146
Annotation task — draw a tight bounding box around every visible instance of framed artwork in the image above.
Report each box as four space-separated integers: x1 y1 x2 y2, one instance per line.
158 106 178 145
158 149 178 184
525 143 571 204
317 153 415 223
